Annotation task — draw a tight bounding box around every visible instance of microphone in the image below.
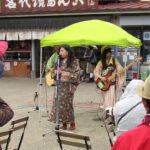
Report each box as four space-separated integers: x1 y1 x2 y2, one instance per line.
58 54 62 58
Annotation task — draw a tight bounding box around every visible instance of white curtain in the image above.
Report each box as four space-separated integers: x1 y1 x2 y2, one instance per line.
6 32 19 41
19 31 32 40
0 32 6 40
0 29 59 41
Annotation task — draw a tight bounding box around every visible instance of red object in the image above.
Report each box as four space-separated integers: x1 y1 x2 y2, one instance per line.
60 124 67 130
133 73 137 79
69 123 76 130
0 41 8 56
112 122 150 150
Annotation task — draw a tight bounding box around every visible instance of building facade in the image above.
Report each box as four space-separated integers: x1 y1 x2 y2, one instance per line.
0 0 149 79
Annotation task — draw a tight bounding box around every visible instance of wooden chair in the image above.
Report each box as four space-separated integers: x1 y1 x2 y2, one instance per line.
0 129 13 150
104 116 116 147
55 130 92 150
10 116 29 150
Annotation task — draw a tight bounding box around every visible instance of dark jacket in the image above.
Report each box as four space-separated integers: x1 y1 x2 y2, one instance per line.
0 97 14 127
84 48 97 65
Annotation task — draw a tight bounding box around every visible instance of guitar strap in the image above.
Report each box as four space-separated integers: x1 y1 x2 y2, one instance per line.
112 58 116 69
110 58 116 85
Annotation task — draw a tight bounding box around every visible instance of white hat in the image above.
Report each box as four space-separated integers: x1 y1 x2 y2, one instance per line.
136 75 150 100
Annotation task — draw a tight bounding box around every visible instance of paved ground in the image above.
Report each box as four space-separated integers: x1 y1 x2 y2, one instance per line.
0 77 113 150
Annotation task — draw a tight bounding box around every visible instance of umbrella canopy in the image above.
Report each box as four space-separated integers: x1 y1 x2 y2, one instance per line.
40 19 142 48
0 41 8 56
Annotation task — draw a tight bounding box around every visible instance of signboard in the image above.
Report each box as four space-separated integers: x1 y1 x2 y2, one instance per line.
1 0 98 13
4 62 10 71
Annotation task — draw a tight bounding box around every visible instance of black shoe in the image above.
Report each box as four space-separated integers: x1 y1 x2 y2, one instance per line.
87 78 94 83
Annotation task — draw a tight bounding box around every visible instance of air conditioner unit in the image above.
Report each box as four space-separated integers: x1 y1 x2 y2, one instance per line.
143 32 150 40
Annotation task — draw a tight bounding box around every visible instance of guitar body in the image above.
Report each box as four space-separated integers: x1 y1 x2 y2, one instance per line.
46 71 54 86
96 70 114 91
95 57 142 91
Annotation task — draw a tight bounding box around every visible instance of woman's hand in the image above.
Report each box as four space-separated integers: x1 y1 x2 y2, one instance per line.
48 68 57 75
101 77 107 81
48 68 54 73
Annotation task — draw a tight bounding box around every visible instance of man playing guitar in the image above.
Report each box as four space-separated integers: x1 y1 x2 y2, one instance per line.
94 46 125 119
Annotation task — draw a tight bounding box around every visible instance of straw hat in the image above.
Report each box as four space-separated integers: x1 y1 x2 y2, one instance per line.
101 45 111 54
136 75 150 100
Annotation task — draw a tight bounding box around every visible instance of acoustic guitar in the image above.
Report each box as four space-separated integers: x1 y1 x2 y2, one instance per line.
95 57 142 91
46 71 54 86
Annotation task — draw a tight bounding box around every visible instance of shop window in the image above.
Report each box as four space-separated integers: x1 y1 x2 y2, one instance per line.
4 40 31 61
143 40 150 64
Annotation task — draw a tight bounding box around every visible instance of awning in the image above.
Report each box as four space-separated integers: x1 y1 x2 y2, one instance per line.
0 29 58 41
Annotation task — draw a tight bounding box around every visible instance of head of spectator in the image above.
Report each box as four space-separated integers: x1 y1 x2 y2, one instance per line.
137 75 150 111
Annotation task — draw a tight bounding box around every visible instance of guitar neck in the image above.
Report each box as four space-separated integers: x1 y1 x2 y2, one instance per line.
108 60 137 81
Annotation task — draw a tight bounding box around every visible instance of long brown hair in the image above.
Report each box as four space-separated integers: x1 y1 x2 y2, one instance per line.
59 45 74 68
101 48 112 69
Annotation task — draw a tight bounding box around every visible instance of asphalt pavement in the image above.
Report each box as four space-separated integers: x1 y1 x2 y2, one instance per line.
0 77 112 150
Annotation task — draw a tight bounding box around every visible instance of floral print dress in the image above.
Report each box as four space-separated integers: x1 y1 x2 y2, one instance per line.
50 58 80 124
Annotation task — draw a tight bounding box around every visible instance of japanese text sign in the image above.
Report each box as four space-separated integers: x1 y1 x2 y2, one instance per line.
1 0 98 13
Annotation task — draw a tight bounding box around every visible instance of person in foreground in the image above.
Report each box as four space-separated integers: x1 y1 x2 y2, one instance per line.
50 45 80 130
94 46 124 119
114 79 146 141
0 97 14 127
112 75 150 150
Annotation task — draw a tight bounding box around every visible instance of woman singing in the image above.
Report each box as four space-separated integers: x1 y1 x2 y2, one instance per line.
50 45 80 130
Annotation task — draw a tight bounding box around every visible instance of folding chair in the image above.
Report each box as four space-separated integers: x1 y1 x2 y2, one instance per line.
55 130 92 150
0 129 13 150
10 116 29 150
104 116 116 147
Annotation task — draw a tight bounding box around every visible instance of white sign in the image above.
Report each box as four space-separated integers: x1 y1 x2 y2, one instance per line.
4 0 97 10
14 61 18 66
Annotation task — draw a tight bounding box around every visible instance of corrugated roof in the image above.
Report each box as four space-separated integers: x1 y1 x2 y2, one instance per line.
98 2 150 11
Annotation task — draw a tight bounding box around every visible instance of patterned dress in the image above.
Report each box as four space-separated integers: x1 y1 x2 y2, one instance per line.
50 58 80 124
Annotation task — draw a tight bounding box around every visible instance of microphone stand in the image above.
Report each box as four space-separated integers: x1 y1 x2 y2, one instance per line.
42 54 61 137
55 55 61 130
